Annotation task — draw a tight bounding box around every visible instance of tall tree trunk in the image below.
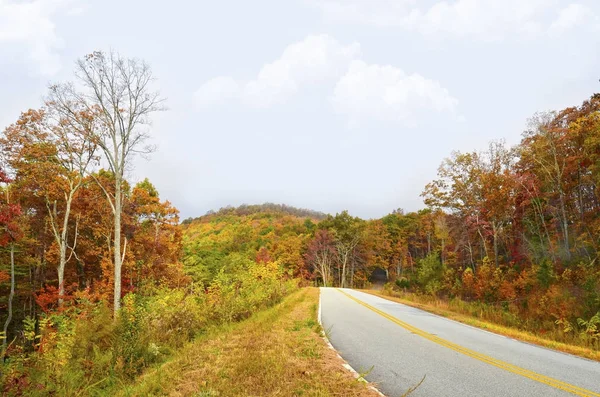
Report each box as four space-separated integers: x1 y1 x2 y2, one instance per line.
2 244 15 354
492 222 499 267
558 190 570 260
477 227 489 260
467 239 475 271
58 237 67 305
427 232 431 255
341 255 347 288
113 175 122 314
57 194 72 305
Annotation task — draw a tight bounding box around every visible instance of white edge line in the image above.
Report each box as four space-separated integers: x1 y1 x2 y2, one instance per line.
318 287 386 397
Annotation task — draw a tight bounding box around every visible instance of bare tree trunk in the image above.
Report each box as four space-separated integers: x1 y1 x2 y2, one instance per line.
2 244 15 353
340 255 347 288
321 260 328 287
492 222 499 267
477 227 489 260
57 196 72 305
426 232 430 255
114 176 122 313
558 190 570 260
467 239 475 271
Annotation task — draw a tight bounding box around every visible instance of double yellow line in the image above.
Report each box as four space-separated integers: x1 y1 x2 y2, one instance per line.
336 289 600 397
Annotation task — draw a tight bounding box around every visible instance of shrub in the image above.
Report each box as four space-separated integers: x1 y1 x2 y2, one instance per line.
142 287 208 349
417 253 445 296
395 277 410 289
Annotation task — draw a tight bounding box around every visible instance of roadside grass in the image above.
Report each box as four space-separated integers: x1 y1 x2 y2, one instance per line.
119 288 381 397
363 289 600 362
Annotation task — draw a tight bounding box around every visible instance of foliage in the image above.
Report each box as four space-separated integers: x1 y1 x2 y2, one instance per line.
417 253 445 295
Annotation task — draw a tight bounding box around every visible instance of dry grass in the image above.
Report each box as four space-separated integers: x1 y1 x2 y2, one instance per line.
363 290 600 362
119 288 381 397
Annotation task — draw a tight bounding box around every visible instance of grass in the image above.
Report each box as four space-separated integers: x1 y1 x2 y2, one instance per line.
118 288 381 397
363 289 600 362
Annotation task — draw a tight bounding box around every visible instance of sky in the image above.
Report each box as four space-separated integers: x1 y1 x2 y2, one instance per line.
1 0 599 220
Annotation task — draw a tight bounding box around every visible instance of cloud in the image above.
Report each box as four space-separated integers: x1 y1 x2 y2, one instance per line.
194 34 360 108
308 0 599 40
549 3 599 33
195 34 459 127
0 0 81 75
331 60 459 127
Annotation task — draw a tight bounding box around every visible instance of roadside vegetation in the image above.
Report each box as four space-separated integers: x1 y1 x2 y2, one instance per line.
366 288 600 361
123 288 381 397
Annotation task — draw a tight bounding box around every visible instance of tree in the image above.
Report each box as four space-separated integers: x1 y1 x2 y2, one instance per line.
129 179 185 288
1 109 97 304
520 112 573 260
0 170 23 353
321 211 365 288
423 151 487 265
48 51 165 314
479 141 517 266
423 142 517 267
304 229 336 287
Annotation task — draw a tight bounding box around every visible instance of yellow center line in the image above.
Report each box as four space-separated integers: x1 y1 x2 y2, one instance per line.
336 288 600 397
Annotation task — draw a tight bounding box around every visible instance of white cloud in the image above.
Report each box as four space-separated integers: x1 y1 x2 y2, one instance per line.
550 3 598 33
195 34 459 127
309 0 599 40
331 60 459 127
0 0 81 75
194 34 360 108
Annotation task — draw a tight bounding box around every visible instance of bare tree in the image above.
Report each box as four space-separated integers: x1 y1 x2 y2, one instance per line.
305 230 336 287
521 112 571 260
49 51 165 314
336 235 360 288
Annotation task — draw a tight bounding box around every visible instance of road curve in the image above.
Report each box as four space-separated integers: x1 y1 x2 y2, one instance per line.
319 288 600 397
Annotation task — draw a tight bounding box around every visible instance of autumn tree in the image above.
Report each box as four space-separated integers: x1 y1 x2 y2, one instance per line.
423 141 517 267
48 51 165 313
304 229 336 287
423 151 487 266
128 179 185 288
0 170 23 353
1 109 97 304
321 211 365 288
520 112 573 260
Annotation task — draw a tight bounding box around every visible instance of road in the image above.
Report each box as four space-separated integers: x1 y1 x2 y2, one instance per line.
319 288 600 397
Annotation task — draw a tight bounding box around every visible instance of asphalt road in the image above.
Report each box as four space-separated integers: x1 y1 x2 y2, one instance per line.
319 288 600 397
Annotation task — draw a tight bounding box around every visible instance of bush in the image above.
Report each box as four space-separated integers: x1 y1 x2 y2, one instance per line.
417 253 445 295
142 287 208 349
395 277 410 289
207 260 297 322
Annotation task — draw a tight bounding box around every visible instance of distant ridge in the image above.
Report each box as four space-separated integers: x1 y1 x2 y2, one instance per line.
182 202 328 224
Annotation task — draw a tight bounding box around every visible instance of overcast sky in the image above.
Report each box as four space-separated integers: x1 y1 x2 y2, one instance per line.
1 0 599 219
